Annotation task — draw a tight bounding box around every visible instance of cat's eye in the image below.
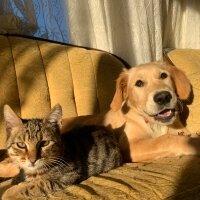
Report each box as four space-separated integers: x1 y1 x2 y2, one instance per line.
135 80 144 87
40 140 50 147
16 142 26 149
160 72 168 79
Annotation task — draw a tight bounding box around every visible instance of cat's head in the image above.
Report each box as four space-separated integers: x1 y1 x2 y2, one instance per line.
4 104 63 176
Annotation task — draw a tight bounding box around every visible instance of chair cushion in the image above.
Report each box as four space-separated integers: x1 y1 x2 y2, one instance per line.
167 49 200 133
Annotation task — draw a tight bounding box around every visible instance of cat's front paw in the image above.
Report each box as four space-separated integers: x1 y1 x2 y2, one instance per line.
2 185 28 200
0 160 20 178
2 192 16 200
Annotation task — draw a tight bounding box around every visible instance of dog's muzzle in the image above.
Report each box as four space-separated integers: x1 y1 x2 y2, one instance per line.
153 91 175 123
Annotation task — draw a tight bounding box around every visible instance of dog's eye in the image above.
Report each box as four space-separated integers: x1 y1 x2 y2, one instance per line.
135 80 144 87
160 72 168 79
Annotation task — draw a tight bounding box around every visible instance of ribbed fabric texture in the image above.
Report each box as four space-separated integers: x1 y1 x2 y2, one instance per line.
1 156 200 199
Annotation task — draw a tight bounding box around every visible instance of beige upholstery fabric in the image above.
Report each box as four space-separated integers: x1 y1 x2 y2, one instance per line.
1 156 200 200
167 49 200 133
1 36 200 199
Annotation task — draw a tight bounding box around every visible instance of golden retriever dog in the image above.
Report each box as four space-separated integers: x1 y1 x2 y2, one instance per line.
62 61 200 162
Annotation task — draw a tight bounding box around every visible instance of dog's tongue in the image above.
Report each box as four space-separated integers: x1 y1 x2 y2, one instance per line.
157 109 172 117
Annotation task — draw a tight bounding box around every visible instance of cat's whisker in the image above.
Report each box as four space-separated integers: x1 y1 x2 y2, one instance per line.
44 158 66 169
48 161 65 169
47 161 67 174
41 161 64 176
42 161 51 170
49 157 69 166
41 165 50 174
48 157 69 168
46 158 82 176
45 161 64 176
34 161 51 175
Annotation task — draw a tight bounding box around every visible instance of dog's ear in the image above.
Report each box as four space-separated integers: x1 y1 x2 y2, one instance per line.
168 66 191 100
110 70 128 111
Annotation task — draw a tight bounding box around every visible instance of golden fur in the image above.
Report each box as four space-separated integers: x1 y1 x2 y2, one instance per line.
62 61 200 162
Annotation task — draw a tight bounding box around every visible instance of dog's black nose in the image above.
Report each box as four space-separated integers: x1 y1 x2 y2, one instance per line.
153 91 172 105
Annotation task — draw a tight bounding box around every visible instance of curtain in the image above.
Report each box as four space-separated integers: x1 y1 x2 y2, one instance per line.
163 0 200 49
0 0 200 66
67 0 163 66
67 0 200 66
0 0 37 35
0 0 69 42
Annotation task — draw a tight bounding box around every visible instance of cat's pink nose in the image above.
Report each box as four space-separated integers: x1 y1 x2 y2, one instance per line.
29 158 37 166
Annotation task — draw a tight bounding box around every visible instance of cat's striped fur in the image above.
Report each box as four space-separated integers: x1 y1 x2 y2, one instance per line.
2 104 122 200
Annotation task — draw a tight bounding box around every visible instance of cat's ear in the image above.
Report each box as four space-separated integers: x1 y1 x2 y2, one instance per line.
3 105 22 136
45 104 62 129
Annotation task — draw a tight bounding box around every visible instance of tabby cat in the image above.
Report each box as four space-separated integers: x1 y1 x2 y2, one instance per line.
2 104 122 200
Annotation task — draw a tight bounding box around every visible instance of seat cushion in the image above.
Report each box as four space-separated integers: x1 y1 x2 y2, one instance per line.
1 156 200 199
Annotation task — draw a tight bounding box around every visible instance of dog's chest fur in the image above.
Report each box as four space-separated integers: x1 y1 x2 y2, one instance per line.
149 123 169 138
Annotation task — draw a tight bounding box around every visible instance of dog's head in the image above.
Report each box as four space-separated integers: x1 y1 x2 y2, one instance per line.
111 61 191 125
